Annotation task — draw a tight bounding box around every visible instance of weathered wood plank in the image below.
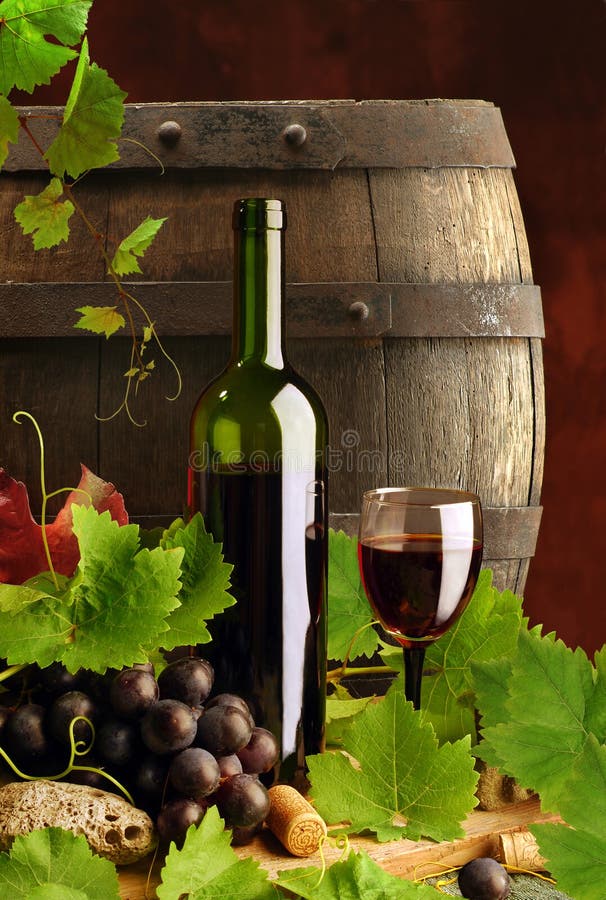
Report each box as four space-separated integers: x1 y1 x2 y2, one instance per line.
102 169 378 284
0 339 99 514
117 796 558 898
0 174 109 282
289 339 387 513
97 337 230 518
370 165 543 594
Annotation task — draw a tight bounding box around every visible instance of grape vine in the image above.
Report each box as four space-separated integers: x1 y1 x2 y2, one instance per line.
0 0 181 425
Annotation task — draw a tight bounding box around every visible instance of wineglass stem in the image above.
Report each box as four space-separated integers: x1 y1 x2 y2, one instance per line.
403 646 426 709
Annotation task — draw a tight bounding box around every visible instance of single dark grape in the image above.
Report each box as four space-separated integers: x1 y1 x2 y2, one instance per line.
157 657 213 707
216 754 243 778
85 669 118 704
110 668 159 720
140 699 198 755
214 773 270 828
458 857 511 900
4 703 51 762
195 705 252 756
206 693 254 726
47 691 96 747
38 662 85 694
134 753 170 801
157 797 206 848
96 717 140 767
169 747 221 799
237 727 279 775
0 705 12 737
231 821 263 846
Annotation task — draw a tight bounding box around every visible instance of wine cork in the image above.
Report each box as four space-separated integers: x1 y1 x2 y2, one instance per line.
499 829 548 871
266 785 327 857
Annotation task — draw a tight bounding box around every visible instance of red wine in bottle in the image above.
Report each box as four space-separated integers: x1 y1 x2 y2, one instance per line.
358 533 483 646
189 199 328 784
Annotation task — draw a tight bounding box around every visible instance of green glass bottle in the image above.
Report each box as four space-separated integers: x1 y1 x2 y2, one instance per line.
188 198 328 783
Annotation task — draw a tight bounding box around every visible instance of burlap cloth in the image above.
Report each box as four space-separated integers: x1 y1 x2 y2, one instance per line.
426 873 572 899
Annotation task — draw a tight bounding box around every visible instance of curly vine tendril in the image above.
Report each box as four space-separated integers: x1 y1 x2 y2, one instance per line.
11 411 92 592
0 716 134 805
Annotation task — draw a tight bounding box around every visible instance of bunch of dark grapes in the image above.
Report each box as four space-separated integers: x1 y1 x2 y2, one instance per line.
0 657 279 850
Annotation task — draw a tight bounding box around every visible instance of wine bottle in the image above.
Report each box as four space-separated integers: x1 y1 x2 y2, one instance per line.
188 198 328 784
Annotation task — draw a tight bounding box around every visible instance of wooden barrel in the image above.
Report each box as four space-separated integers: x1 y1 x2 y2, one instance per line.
0 99 544 595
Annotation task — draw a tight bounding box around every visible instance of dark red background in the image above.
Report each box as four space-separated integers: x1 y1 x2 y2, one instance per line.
24 0 606 653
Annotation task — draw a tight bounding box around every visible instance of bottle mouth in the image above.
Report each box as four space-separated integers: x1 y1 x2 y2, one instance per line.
233 198 286 231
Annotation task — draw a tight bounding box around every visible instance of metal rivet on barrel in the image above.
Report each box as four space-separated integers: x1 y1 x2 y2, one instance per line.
348 301 370 321
157 121 182 145
282 123 307 147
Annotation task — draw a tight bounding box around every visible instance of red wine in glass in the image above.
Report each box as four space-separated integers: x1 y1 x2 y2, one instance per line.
358 489 483 709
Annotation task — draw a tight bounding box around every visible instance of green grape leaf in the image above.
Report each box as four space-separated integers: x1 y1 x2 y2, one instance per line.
422 570 524 743
275 849 437 899
157 805 276 900
0 827 120 899
328 529 379 662
45 37 126 179
377 571 524 744
584 645 606 737
469 657 514 767
0 94 19 169
531 735 606 900
307 686 478 842
325 684 374 746
0 0 91 95
0 506 183 672
159 513 235 650
14 177 75 249
111 216 167 275
74 305 126 338
476 628 602 809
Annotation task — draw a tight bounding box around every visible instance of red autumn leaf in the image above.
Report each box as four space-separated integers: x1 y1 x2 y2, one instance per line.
0 465 128 584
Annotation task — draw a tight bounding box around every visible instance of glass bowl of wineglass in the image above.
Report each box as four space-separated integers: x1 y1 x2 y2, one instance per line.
358 487 483 709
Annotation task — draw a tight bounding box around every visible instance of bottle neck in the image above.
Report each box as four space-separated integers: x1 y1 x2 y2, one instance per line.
231 227 286 369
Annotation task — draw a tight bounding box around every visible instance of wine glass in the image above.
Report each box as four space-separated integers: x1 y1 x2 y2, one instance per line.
358 487 483 709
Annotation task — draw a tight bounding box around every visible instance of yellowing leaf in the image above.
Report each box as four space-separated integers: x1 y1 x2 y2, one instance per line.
45 38 126 179
0 0 91 95
14 177 74 249
0 95 20 169
111 216 167 275
74 305 126 338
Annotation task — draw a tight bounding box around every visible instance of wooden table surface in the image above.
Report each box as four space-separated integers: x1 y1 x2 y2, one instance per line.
118 796 558 899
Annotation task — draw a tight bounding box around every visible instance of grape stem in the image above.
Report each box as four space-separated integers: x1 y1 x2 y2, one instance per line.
0 715 135 805
0 664 28 685
326 664 395 684
325 620 397 685
12 411 91 592
16 116 182 426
